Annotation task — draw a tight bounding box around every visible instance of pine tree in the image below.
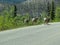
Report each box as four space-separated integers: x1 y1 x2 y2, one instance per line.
13 5 17 18
47 1 51 17
51 0 55 20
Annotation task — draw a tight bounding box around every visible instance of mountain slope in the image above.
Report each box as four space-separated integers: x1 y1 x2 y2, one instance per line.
0 0 26 4
0 0 60 17
16 0 51 17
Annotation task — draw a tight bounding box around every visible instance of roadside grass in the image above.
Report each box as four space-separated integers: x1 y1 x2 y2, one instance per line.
0 17 43 31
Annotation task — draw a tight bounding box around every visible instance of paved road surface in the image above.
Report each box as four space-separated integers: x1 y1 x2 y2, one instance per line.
0 22 60 45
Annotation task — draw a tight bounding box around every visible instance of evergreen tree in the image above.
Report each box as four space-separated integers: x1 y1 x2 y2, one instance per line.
51 0 55 20
47 1 51 17
13 5 17 18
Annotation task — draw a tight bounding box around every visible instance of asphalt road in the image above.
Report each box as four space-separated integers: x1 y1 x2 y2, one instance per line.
0 22 60 45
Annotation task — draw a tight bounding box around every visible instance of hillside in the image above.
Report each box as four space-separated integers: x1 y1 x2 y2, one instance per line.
0 0 60 17
0 0 26 4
